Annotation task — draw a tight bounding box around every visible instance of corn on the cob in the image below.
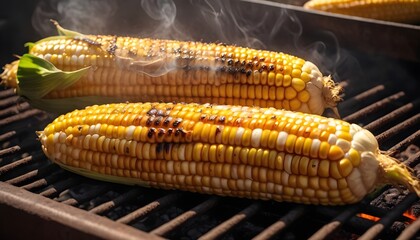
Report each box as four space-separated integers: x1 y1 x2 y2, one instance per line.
1 21 341 115
38 102 420 205
304 0 420 23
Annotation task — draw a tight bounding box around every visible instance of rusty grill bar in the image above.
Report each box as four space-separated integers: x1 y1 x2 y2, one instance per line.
0 76 419 239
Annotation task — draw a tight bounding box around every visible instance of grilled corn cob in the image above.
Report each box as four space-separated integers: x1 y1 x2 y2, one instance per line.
38 102 420 205
1 21 341 115
304 0 420 23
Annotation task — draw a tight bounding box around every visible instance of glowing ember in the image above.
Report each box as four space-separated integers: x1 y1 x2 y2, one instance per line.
357 210 417 224
358 213 380 222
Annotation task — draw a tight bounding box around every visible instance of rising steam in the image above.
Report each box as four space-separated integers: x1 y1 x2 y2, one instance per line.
32 0 118 36
30 0 361 82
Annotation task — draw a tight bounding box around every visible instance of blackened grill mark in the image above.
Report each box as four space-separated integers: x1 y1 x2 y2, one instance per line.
167 128 173 135
246 70 252 77
146 116 154 126
76 36 102 47
156 143 164 153
156 109 166 117
218 116 226 123
147 108 157 116
209 115 217 121
107 36 118 55
228 67 236 74
164 117 173 126
157 128 165 137
173 118 182 127
164 143 171 153
269 64 275 71
227 59 233 65
154 116 163 126
215 127 221 135
148 128 156 138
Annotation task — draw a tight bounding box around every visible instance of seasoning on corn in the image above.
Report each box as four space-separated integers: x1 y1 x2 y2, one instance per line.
1 21 341 116
303 0 420 24
38 102 420 205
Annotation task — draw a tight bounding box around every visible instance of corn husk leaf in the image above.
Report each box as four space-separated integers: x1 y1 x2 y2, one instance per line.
16 53 90 99
51 19 84 37
24 42 35 52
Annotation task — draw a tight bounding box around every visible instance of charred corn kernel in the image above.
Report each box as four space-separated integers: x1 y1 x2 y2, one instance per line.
303 0 420 24
39 102 420 205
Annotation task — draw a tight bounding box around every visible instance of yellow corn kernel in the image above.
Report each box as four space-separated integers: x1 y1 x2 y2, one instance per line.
303 0 420 24
39 102 420 206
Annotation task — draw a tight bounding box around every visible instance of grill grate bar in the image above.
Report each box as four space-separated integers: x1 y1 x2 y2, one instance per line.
343 91 406 123
308 204 364 240
199 202 262 240
116 193 182 225
389 130 420 152
376 114 420 144
359 193 419 240
60 184 112 206
89 188 142 215
0 88 15 99
0 102 30 118
364 100 419 132
150 196 221 237
38 177 82 198
252 206 307 240
340 85 386 110
0 151 45 177
0 109 43 127
0 145 20 157
0 131 16 142
0 95 19 109
20 169 66 191
5 163 59 186
404 151 420 169
397 217 420 240
0 154 39 176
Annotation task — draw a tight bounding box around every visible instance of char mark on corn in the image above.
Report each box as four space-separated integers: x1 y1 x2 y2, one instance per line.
39 102 420 206
1 22 342 115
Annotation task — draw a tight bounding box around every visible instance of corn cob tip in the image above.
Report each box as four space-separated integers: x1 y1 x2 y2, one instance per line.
322 75 342 118
1 60 19 88
378 153 420 197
